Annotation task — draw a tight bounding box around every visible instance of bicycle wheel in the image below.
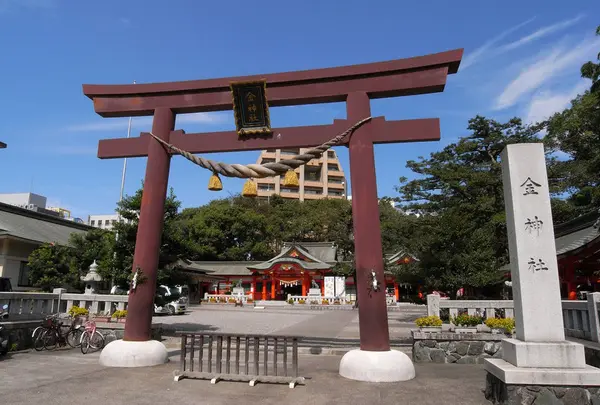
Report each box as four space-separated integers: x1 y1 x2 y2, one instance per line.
90 331 105 350
66 327 83 348
80 331 90 354
33 328 48 351
43 329 59 351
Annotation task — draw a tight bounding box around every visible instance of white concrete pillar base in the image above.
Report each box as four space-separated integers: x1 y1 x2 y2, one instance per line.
339 349 416 382
99 339 168 368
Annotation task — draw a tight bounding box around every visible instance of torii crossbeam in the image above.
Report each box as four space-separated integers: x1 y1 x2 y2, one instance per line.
0 141 6 149
83 48 462 377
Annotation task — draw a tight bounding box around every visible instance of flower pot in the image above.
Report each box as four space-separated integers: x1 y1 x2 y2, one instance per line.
420 326 442 333
455 326 478 334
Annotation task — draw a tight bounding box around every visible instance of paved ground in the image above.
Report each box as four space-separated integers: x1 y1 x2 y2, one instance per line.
154 304 426 347
0 347 492 405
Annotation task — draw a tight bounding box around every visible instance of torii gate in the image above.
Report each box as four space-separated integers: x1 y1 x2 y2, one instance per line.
83 48 462 380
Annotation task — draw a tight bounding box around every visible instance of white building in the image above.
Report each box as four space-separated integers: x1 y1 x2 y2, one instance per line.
0 193 47 209
88 213 131 230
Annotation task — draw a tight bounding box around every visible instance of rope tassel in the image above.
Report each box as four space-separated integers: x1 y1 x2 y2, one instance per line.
208 173 223 191
283 170 299 187
242 179 257 198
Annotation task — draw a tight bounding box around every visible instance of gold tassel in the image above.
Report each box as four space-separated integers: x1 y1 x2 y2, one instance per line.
242 179 257 198
282 170 299 187
208 173 223 191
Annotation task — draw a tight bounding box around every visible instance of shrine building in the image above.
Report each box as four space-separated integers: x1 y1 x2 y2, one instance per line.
500 210 600 299
179 241 411 302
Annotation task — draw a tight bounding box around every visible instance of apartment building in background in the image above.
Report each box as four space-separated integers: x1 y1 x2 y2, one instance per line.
255 148 347 201
87 213 124 230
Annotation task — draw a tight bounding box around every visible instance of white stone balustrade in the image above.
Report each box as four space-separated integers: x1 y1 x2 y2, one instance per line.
427 294 515 320
0 291 129 319
426 292 600 343
204 293 252 303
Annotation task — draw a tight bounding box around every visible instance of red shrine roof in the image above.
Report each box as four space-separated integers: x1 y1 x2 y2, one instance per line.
247 242 336 271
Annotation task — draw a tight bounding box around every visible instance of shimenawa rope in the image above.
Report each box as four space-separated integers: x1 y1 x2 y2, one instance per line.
148 117 372 179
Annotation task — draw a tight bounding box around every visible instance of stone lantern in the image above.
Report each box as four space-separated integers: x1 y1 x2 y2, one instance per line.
81 260 103 295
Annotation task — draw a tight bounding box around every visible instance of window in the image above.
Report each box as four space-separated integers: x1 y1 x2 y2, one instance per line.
328 151 335 158
105 220 111 226
258 184 273 191
281 187 296 193
18 261 32 287
281 148 299 155
327 164 339 171
328 189 343 196
90 220 95 226
305 187 322 195
328 177 344 184
112 220 117 225
262 158 276 164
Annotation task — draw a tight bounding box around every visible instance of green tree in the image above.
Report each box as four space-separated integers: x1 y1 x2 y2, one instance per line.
395 116 545 295
580 25 600 94
545 25 600 217
111 186 191 288
27 243 74 292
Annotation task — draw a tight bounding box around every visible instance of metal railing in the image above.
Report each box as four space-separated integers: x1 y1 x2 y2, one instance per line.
174 332 305 388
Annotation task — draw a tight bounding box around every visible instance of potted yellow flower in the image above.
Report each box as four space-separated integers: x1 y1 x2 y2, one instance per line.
415 316 443 332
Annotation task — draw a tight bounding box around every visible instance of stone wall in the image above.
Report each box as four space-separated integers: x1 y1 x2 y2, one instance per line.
1 320 163 351
412 331 506 364
485 372 600 405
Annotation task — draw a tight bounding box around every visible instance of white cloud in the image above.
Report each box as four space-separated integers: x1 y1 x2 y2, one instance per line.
461 17 536 70
66 112 226 132
494 36 600 110
525 80 590 124
498 15 584 52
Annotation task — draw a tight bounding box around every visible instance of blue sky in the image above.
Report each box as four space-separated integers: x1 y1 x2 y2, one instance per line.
0 0 598 219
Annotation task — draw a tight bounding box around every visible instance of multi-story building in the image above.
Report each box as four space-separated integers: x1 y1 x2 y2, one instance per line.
87 213 132 230
255 148 347 201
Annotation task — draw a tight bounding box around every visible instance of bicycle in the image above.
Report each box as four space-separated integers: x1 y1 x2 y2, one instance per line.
34 314 85 351
80 320 105 354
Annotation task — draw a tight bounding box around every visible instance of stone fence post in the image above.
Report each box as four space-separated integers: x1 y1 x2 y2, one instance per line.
427 294 440 317
588 292 600 343
53 288 66 313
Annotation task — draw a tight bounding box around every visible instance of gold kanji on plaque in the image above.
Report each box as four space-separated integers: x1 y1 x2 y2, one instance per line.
230 80 272 136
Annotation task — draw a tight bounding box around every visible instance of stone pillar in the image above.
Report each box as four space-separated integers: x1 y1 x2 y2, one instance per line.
484 143 600 401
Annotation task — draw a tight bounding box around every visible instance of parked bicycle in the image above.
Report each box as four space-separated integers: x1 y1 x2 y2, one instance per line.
80 320 104 354
33 314 85 351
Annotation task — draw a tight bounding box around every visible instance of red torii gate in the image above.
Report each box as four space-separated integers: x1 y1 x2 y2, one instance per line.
83 48 462 377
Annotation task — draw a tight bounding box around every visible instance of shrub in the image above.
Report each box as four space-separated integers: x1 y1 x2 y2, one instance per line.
68 306 89 318
112 310 128 319
321 299 329 305
247 298 254 303
415 316 443 327
228 298 237 303
333 299 341 305
452 314 483 327
287 298 294 305
298 299 306 304
485 318 515 332
209 297 217 303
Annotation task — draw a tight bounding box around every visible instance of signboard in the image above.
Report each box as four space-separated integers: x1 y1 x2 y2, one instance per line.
230 80 272 136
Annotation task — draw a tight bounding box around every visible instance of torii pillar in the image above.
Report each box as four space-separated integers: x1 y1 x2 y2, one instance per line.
82 48 462 380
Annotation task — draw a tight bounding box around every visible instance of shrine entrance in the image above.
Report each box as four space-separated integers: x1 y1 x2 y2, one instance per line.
82 48 462 382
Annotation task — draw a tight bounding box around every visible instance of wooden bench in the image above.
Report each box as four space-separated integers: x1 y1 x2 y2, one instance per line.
174 332 305 388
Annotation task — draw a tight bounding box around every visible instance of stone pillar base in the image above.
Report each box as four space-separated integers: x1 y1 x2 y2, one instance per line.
339 349 415 382
99 339 169 368
484 369 600 405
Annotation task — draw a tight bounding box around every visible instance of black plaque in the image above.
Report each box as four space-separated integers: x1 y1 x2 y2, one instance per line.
230 80 272 136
